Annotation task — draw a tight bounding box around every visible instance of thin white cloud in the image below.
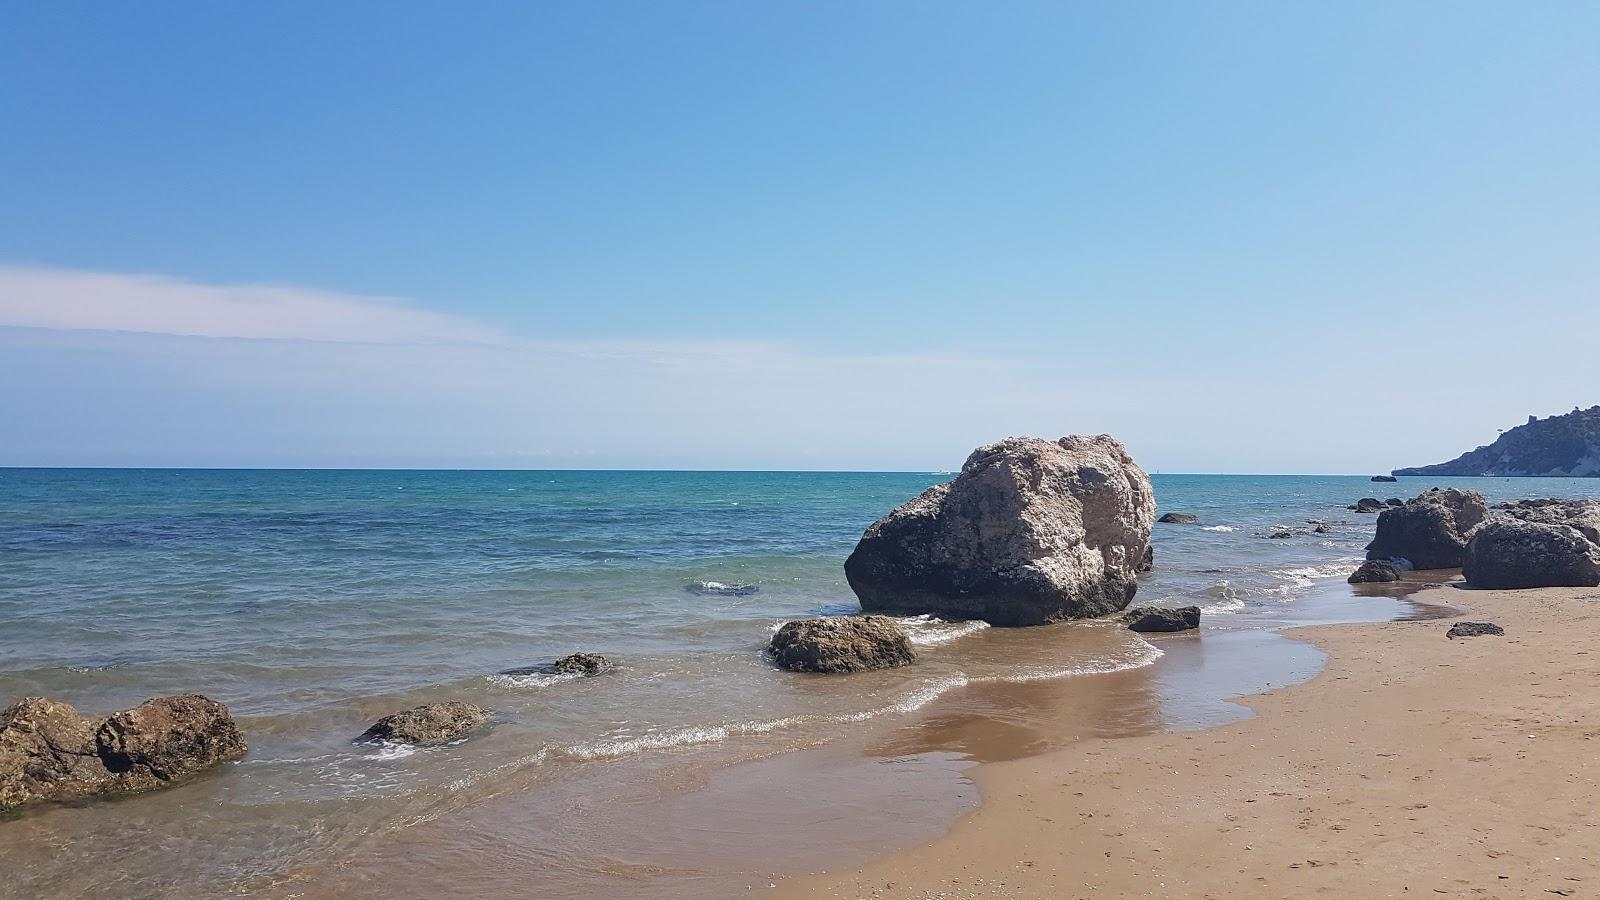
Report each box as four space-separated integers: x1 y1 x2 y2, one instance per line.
0 265 505 344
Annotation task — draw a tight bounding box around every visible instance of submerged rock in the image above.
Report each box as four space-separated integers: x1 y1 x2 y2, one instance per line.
1158 512 1198 525
550 653 612 676
1350 498 1386 513
359 701 488 746
687 581 759 597
1312 523 1332 534
1447 621 1505 639
1 694 245 812
1364 488 1489 569
1461 519 1600 589
1347 560 1401 584
1371 475 1398 482
1124 606 1200 632
845 435 1155 626
767 616 915 673
1268 529 1295 539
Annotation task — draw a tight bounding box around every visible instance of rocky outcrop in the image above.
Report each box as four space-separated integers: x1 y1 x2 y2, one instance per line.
1350 498 1386 513
1496 498 1600 544
551 653 612 676
1447 622 1504 638
1158 513 1197 524
767 616 916 673
1 694 245 812
1461 519 1600 589
845 435 1155 626
1348 560 1401 583
1371 475 1398 482
1365 489 1489 569
1124 606 1200 632
358 701 489 746
1395 406 1600 477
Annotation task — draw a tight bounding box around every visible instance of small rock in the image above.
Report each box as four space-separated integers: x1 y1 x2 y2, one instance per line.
1386 498 1404 506
1158 513 1198 525
1350 498 1386 513
768 616 916 673
1313 524 1332 534
1269 530 1295 539
1348 560 1401 584
1124 606 1201 632
1137 543 1155 574
359 702 489 746
1371 475 1398 482
1447 622 1504 639
550 653 612 676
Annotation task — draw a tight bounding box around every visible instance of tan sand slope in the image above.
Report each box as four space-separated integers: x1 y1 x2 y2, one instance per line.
777 586 1600 899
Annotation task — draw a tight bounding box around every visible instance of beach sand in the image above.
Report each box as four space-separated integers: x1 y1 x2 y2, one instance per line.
775 585 1600 899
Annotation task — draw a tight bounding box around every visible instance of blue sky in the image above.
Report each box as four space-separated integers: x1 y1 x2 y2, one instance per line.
2 2 1597 470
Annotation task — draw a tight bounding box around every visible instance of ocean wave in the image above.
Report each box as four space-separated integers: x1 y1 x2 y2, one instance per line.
894 614 990 647
1200 525 1236 532
992 639 1163 683
485 670 584 689
1269 559 1364 585
686 581 759 597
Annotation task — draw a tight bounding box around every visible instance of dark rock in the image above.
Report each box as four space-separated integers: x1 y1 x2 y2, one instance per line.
1447 622 1505 639
1496 498 1600 544
1364 489 1489 569
549 653 611 676
1395 406 1600 477
1386 498 1404 507
1268 529 1295 539
1371 475 1399 482
1461 519 1600 589
1347 560 1401 584
1124 606 1200 632
767 616 916 673
845 435 1155 626
359 701 489 746
1 694 245 812
1313 524 1332 534
1137 543 1155 574
687 581 759 597
1351 498 1386 513
1158 513 1198 525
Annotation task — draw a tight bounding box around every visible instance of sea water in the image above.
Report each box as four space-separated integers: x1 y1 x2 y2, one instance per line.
3 469 1598 897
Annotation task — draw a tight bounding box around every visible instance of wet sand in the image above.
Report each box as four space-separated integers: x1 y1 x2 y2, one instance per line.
775 583 1600 899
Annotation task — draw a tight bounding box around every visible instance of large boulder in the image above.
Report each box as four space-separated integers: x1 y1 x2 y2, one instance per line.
1347 560 1401 584
1364 488 1489 569
845 435 1155 626
1496 498 1600 545
359 701 489 746
1461 519 1600 589
1 694 245 812
1124 606 1200 632
768 616 916 673
95 694 247 791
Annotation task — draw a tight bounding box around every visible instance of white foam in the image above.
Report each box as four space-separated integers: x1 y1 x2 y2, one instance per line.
485 671 583 689
993 639 1164 683
894 615 991 647
1201 525 1236 532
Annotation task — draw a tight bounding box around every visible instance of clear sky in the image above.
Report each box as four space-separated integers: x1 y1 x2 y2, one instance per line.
2 2 1597 471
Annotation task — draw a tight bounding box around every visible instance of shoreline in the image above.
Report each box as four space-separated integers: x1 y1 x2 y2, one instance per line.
774 583 1600 898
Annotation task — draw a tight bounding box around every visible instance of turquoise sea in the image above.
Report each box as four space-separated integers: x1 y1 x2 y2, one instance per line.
4 469 1600 897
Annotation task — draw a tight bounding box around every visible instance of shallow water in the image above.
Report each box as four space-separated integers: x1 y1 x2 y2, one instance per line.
3 469 1598 897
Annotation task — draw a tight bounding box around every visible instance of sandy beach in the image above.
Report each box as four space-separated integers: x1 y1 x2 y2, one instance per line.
776 584 1600 899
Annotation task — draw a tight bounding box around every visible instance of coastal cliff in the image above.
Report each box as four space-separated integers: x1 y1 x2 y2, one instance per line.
1394 406 1600 477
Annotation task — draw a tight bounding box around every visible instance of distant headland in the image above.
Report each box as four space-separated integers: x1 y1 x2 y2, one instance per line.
1394 406 1600 477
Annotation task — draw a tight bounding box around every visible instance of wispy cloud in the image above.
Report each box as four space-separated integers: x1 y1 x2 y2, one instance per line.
0 265 505 344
